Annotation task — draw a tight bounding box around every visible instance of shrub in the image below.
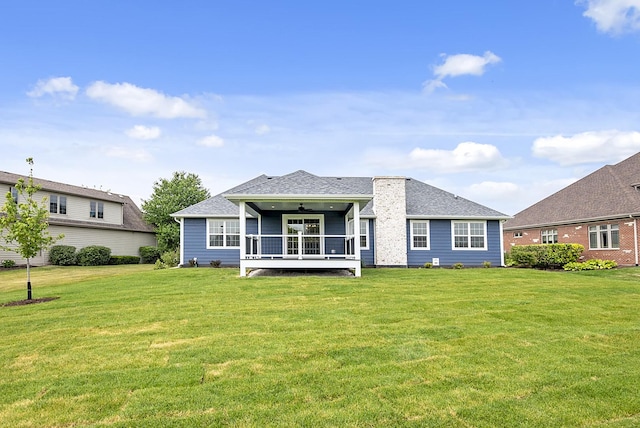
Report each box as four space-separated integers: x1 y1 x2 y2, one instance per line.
452 262 464 270
563 259 618 271
423 262 433 269
483 261 492 268
509 244 584 269
1 259 16 268
49 245 77 266
109 255 141 265
139 246 161 264
154 250 180 270
210 260 222 268
76 245 112 266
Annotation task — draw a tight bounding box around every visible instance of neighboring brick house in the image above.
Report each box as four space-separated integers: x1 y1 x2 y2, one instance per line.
503 152 640 266
172 170 510 276
0 171 156 265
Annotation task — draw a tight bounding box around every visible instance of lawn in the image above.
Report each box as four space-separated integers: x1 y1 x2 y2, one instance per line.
1 266 640 427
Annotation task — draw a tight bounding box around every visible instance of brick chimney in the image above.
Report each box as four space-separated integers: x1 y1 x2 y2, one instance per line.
373 177 407 267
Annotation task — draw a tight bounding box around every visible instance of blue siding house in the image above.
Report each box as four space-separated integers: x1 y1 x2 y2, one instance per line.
172 171 510 276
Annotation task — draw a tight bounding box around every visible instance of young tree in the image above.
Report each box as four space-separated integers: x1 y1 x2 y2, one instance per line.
141 171 210 253
0 158 63 300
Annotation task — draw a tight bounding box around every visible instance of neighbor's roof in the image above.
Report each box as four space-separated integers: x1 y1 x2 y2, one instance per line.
0 171 154 233
173 170 509 219
504 152 640 230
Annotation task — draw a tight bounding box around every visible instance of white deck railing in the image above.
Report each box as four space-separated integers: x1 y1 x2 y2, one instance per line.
244 232 358 259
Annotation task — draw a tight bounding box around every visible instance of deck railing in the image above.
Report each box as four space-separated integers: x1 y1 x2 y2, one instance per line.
245 233 357 259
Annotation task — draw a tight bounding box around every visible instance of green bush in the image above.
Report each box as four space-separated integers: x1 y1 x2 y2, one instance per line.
1 259 16 268
563 259 618 271
139 246 161 264
210 260 221 268
423 262 433 269
154 249 180 270
109 255 141 265
452 262 464 269
77 246 112 266
49 245 77 266
509 244 584 269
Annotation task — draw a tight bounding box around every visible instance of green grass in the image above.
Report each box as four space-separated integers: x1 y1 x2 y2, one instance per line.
1 266 640 427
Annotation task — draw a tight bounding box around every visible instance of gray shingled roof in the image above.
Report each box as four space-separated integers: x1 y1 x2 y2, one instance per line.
504 152 640 230
0 171 154 233
173 170 509 219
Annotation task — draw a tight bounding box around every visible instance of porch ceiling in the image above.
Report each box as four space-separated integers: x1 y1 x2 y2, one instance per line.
248 200 352 214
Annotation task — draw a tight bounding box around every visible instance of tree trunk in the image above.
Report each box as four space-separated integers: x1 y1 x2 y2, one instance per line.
27 257 32 300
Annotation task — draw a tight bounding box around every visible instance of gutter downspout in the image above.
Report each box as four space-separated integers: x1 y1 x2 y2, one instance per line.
500 220 506 267
634 217 639 266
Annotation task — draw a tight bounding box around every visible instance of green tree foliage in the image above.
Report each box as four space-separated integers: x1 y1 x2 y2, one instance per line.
141 172 210 253
508 243 584 269
0 158 63 299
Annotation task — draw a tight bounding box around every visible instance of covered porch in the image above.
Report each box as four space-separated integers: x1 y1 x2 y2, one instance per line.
228 196 370 277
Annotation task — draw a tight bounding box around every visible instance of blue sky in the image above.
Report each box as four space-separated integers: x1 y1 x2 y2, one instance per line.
2 0 640 215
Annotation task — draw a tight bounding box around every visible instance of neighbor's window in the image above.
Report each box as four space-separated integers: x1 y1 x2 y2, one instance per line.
10 187 18 204
453 221 486 249
589 224 619 249
410 220 430 250
49 194 67 214
90 201 104 219
208 219 240 248
541 229 558 244
513 232 522 238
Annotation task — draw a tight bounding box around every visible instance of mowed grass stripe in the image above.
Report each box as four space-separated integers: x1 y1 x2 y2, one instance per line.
1 266 639 427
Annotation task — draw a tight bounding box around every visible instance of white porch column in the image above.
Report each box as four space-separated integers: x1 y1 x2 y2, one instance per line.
239 201 247 277
353 201 361 277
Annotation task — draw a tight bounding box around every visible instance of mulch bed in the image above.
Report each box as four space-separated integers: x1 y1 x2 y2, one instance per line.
2 297 59 307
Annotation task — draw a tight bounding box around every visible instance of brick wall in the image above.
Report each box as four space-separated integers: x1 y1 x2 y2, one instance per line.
504 218 639 266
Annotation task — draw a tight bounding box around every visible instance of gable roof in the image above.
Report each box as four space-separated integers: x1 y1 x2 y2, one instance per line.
0 171 154 233
504 152 640 230
173 170 508 219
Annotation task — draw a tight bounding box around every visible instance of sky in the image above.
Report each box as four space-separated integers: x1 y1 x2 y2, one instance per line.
2 0 640 216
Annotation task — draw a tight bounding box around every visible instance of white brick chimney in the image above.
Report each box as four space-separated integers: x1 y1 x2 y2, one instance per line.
373 176 407 267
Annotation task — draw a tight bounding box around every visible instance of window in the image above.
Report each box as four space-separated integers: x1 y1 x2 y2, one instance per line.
348 219 369 249
10 187 18 204
49 194 67 214
410 220 430 250
541 229 558 244
90 201 104 219
513 232 522 238
452 221 486 250
207 219 240 248
589 224 619 249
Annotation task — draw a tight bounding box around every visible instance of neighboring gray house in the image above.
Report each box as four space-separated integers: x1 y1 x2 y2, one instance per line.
172 170 510 277
0 171 156 265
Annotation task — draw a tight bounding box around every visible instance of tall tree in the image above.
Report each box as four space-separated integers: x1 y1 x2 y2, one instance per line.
142 171 210 253
0 158 63 300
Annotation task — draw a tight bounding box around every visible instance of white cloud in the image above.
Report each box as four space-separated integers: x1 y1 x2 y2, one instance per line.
125 125 161 140
86 81 206 119
532 130 640 165
423 51 501 93
409 142 508 172
104 146 153 162
254 124 271 135
27 77 79 100
579 0 640 34
197 134 224 147
468 181 519 198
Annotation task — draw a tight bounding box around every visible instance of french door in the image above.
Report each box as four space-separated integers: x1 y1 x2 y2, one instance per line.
283 215 323 256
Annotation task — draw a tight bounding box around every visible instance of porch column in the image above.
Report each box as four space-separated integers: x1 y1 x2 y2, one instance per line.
353 201 361 277
239 201 247 277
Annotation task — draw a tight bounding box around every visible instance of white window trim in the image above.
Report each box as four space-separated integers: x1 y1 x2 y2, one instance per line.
588 224 620 250
207 218 241 249
451 220 488 251
541 228 558 244
410 219 430 250
348 219 370 250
